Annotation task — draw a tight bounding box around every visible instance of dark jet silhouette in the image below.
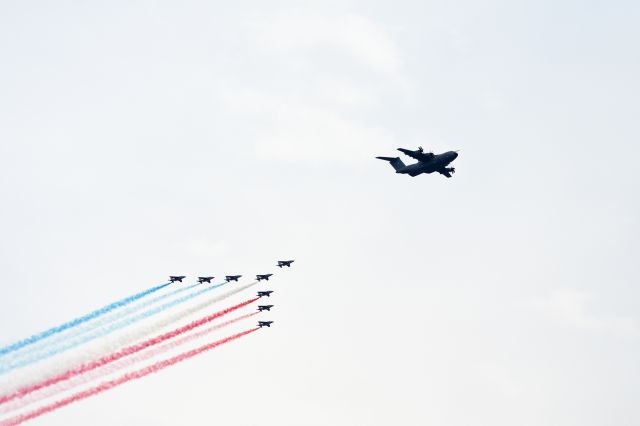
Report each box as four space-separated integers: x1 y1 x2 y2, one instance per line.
377 147 459 178
256 274 273 281
258 305 274 311
277 260 294 268
225 275 242 282
198 276 214 284
258 321 274 328
169 276 186 283
257 291 273 298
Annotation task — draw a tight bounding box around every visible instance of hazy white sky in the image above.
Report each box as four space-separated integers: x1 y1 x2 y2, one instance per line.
0 1 639 425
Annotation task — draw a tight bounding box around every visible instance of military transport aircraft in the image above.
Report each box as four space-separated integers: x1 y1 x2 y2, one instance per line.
258 321 274 328
277 260 294 268
376 147 459 178
225 275 242 282
257 291 273 298
258 305 274 311
198 276 214 284
256 274 273 281
169 276 186 283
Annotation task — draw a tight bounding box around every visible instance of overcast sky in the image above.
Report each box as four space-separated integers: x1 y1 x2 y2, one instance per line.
0 1 639 425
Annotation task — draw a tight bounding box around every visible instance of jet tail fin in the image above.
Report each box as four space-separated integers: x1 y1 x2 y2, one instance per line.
376 156 406 172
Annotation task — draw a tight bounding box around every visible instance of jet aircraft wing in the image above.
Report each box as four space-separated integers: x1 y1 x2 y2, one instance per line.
397 147 435 162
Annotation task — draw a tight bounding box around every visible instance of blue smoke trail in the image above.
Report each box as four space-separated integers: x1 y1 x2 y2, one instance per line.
0 283 171 358
0 282 228 374
12 283 202 361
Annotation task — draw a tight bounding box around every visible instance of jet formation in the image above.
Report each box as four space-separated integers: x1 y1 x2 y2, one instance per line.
377 147 459 178
168 259 294 329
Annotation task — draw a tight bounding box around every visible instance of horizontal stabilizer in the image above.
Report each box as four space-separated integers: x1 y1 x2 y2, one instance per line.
376 156 406 172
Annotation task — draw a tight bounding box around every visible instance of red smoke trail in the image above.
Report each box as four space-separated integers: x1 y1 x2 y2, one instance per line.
0 312 260 415
0 281 258 398
0 328 259 426
0 298 258 406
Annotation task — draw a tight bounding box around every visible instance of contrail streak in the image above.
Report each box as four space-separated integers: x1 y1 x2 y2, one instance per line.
0 281 232 374
0 281 258 395
0 283 171 358
0 312 258 414
0 301 258 408
11 283 202 361
0 328 260 426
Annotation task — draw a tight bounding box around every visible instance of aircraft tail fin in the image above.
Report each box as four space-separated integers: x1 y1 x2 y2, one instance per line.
376 156 406 172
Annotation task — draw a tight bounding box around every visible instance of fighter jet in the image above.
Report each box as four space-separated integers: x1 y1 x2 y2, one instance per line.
257 291 273 298
376 147 459 178
258 321 274 328
258 305 274 311
277 260 294 268
169 276 186 283
198 276 215 284
256 274 273 281
225 275 242 282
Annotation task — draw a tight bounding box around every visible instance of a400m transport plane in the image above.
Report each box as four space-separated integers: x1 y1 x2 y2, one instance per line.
377 147 459 178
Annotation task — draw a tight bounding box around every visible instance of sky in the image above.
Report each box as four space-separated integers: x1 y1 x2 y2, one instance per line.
0 1 639 425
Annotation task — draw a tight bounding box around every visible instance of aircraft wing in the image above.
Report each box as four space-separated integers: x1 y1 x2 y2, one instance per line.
398 148 434 162
438 169 453 178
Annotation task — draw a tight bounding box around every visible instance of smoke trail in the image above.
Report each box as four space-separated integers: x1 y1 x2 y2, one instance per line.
0 301 257 408
0 283 171 358
11 283 203 362
0 281 258 395
0 328 259 426
0 281 231 374
0 312 258 414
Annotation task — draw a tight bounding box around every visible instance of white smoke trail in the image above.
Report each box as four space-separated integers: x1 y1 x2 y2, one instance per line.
8 284 200 363
0 282 257 397
0 312 257 415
